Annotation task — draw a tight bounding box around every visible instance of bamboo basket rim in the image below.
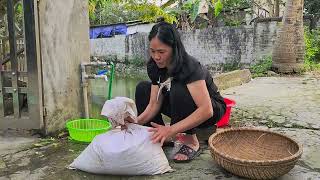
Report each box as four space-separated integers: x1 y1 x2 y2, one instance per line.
209 127 303 166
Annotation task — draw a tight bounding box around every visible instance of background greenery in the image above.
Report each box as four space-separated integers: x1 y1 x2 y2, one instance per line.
304 27 320 71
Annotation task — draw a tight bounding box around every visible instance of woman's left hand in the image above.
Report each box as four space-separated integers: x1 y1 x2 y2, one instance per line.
148 122 175 146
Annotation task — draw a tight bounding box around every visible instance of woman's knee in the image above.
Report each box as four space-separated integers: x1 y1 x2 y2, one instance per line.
135 81 152 105
135 81 151 96
213 100 226 123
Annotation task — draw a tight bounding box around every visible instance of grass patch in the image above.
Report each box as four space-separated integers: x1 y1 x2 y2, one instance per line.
250 56 273 78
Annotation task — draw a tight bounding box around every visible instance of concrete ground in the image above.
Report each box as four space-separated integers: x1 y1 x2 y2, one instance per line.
1 75 320 180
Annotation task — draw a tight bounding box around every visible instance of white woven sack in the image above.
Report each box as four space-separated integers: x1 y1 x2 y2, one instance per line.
69 124 172 175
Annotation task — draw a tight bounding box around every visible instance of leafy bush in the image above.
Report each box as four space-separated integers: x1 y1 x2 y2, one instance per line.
214 0 223 17
89 0 176 25
304 28 320 71
222 60 241 71
250 56 273 78
129 56 145 67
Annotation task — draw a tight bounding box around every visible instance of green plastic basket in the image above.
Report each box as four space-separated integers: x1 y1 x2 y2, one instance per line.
66 119 111 143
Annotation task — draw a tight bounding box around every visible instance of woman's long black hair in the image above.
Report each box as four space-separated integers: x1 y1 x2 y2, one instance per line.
148 21 189 77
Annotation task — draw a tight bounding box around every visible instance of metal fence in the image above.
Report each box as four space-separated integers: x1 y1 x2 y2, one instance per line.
0 0 42 130
0 36 27 78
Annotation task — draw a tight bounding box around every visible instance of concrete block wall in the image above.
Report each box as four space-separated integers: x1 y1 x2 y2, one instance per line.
90 21 280 66
127 32 150 60
90 35 126 59
180 26 254 66
253 21 280 62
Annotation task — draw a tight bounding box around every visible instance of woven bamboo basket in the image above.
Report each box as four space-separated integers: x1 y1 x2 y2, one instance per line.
209 128 302 180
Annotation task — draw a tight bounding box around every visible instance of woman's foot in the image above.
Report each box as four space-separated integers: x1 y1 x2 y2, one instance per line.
174 134 200 161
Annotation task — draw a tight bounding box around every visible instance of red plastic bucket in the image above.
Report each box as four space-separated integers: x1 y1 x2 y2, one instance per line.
216 98 236 127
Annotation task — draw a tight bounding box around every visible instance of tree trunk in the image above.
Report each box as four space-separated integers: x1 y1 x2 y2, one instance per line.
294 0 305 64
266 0 274 17
272 0 305 73
275 0 280 17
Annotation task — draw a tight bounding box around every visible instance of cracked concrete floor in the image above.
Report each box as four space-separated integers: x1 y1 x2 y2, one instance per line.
1 76 320 180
